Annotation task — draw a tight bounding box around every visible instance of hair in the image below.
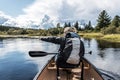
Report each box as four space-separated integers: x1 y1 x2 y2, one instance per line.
64 27 77 33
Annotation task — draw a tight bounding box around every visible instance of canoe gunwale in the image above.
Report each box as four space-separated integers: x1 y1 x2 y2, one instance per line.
34 56 104 80
82 57 104 80
33 56 55 80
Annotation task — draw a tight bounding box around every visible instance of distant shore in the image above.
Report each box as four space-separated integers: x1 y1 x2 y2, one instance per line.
79 32 120 43
0 33 120 43
0 35 41 39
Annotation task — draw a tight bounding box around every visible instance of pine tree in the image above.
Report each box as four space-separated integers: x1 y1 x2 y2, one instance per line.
111 15 120 27
57 23 60 27
88 21 93 30
64 22 68 28
68 22 71 27
74 21 79 30
96 10 111 30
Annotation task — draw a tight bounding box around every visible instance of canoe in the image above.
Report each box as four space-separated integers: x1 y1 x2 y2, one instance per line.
33 57 104 80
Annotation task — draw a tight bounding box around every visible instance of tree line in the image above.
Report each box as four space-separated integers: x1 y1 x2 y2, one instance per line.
61 10 120 34
0 10 120 36
96 10 120 34
0 25 64 36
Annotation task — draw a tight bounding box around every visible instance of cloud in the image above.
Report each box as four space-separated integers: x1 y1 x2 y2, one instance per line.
19 0 61 21
0 0 120 28
0 11 13 24
18 0 120 24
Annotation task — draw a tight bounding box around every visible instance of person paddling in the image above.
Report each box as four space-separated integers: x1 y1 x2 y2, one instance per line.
41 27 85 66
40 27 85 79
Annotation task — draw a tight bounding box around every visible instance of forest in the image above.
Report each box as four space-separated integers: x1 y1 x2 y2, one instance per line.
0 10 120 36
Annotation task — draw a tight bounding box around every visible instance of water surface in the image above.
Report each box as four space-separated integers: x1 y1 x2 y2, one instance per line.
0 38 120 80
0 38 58 80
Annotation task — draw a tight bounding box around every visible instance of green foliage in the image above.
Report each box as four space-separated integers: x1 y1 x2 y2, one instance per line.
1 9 120 36
116 27 120 34
57 23 60 28
84 21 93 30
111 15 120 27
0 25 9 31
68 22 71 27
64 22 68 28
96 10 111 30
101 26 116 34
74 21 79 31
0 24 64 36
63 22 71 28
48 27 64 36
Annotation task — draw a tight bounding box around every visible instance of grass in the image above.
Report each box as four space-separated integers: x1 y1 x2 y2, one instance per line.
78 32 120 43
78 32 103 38
101 34 120 43
0 32 120 43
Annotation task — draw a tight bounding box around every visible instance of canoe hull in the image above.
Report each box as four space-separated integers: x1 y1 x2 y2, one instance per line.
34 57 104 80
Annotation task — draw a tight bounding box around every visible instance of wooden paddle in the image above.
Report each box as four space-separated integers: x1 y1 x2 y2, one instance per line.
29 51 92 57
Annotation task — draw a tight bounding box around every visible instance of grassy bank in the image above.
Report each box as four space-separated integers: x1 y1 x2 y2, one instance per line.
1 33 120 43
0 35 41 39
79 32 120 43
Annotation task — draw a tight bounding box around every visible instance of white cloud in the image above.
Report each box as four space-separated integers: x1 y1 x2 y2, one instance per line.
18 0 120 24
0 11 14 24
0 0 120 28
21 0 62 21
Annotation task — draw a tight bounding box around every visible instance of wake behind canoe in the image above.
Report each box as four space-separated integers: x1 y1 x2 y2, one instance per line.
34 57 104 80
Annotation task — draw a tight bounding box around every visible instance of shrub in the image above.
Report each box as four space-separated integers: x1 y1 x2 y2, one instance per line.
101 26 116 34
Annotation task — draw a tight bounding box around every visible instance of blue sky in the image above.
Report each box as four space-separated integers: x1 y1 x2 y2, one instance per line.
0 0 34 17
0 0 120 28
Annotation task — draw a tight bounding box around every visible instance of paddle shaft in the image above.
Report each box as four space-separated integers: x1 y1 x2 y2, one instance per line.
29 51 92 57
29 51 57 57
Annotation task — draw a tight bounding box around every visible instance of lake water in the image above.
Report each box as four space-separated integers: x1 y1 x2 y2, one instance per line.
0 38 120 80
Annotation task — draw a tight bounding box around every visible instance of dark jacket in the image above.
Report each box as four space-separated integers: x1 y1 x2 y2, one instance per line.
41 32 85 68
41 32 84 56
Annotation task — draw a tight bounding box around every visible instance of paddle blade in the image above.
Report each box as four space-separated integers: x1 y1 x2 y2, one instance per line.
29 51 47 57
89 51 92 54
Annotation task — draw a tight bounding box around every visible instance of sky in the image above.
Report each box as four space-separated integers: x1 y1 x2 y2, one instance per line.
0 0 34 17
0 0 120 28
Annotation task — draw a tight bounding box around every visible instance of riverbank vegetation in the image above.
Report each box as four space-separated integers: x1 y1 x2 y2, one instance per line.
79 32 120 43
0 10 120 42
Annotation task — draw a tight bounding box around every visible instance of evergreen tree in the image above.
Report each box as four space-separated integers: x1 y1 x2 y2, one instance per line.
96 10 111 30
64 22 68 28
111 15 120 27
68 22 71 27
74 21 79 30
57 23 60 27
87 21 93 30
84 21 93 30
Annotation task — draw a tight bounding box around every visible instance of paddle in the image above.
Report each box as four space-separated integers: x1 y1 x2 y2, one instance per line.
29 51 92 57
29 51 92 80
29 51 58 57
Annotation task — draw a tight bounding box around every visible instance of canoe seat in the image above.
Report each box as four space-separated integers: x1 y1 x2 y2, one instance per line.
48 62 89 70
84 63 90 69
73 75 81 80
48 63 63 70
48 66 57 69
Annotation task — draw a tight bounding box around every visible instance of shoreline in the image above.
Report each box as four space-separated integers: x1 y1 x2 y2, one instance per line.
79 32 120 43
0 33 120 43
0 35 41 39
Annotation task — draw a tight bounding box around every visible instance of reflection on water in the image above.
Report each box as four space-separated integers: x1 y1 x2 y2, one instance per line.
0 39 4 48
0 51 38 80
0 38 59 80
0 38 120 80
83 38 120 76
97 40 120 48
